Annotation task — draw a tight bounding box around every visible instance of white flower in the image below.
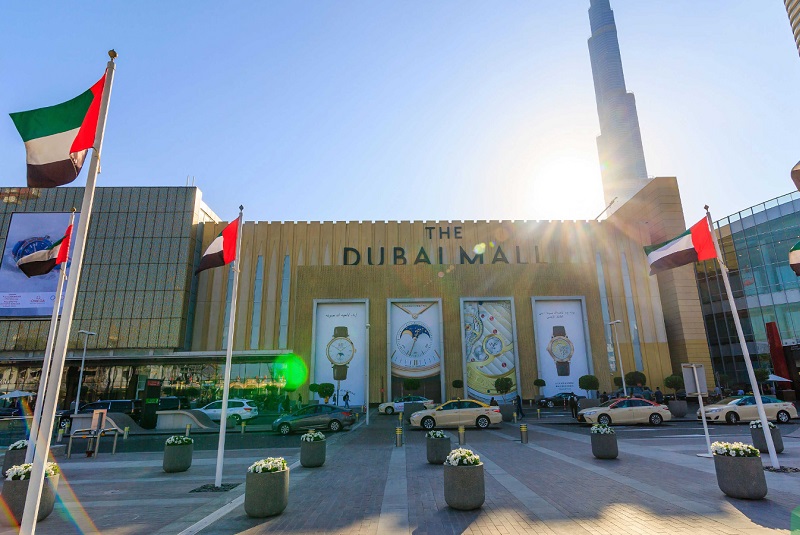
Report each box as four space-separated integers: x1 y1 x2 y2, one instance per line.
300 430 325 442
444 448 481 466
426 430 447 439
165 435 194 446
749 420 776 429
711 440 760 458
8 440 28 451
248 457 287 473
5 462 59 480
590 424 615 435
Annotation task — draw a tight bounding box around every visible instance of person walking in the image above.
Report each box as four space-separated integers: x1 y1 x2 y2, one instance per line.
654 387 664 404
489 397 498 406
515 394 525 418
343 391 350 409
569 394 579 419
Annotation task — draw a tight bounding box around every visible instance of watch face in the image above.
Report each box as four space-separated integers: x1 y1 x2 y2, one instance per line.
396 322 433 358
327 337 355 365
12 236 53 263
483 335 506 357
549 337 573 361
392 321 439 375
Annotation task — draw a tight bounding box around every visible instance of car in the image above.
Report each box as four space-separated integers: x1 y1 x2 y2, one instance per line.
158 396 190 410
378 395 436 415
579 398 672 426
78 399 142 421
409 399 502 430
697 395 798 424
273 405 356 435
198 399 259 424
538 392 585 408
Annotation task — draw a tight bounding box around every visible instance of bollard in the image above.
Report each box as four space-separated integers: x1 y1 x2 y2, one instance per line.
395 426 403 447
513 412 517 423
356 412 360 422
537 408 541 419
398 412 403 422
185 424 191 437
458 425 466 445
520 423 528 444
56 429 64 443
530 399 533 407
241 421 246 434
123 426 130 440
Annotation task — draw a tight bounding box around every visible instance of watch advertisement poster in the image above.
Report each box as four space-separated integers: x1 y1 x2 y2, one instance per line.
532 298 592 397
387 299 444 402
460 299 520 404
312 301 367 407
0 212 81 317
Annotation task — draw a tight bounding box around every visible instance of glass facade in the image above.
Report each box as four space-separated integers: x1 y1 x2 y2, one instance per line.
696 191 800 388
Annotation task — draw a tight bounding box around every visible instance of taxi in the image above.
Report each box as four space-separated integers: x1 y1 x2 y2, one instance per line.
697 395 797 424
409 399 502 430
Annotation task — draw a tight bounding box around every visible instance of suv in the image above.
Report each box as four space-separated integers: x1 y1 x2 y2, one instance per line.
79 399 142 421
198 399 259 424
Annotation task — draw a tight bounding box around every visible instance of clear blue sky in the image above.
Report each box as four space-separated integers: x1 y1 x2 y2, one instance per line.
2 1 799 225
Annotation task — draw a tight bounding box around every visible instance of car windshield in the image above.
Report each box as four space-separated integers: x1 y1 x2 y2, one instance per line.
721 397 742 405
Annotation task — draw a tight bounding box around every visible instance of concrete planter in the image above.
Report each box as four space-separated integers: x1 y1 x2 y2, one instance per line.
163 443 193 473
300 439 326 468
244 469 290 517
668 400 688 418
426 437 452 464
750 427 784 454
499 404 515 422
444 463 484 510
590 433 618 459
0 475 59 525
713 455 767 500
2 448 27 477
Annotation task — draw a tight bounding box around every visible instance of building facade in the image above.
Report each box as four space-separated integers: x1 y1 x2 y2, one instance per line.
785 0 800 57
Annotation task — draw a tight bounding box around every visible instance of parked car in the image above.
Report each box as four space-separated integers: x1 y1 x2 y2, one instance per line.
158 396 189 410
580 398 672 426
409 399 502 430
697 395 797 424
198 399 259 424
378 395 436 415
78 399 142 421
538 392 585 408
273 405 355 435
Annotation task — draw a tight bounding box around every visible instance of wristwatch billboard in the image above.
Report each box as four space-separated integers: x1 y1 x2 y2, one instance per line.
547 326 574 376
12 236 53 264
391 302 440 378
326 326 355 381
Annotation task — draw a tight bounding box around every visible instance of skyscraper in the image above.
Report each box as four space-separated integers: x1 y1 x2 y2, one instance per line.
785 0 800 56
587 0 649 211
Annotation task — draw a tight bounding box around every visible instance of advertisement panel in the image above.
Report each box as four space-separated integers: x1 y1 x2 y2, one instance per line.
0 212 80 317
533 298 593 397
387 299 444 402
312 300 367 407
461 298 520 404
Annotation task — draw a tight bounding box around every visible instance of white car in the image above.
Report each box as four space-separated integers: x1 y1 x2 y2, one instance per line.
198 399 259 424
379 395 436 415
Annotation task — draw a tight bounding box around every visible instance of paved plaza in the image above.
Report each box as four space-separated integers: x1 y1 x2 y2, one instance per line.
1 411 798 534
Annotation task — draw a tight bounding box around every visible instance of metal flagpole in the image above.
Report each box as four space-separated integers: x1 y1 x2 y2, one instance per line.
690 364 713 457
25 209 75 464
704 205 780 468
214 207 244 488
21 53 116 534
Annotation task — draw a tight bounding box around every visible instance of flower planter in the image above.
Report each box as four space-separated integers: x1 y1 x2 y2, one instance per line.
591 433 618 459
2 448 27 478
426 436 452 464
499 404 515 422
667 400 688 418
750 427 784 454
244 468 290 517
713 455 767 500
0 475 59 525
444 463 484 510
163 443 193 473
300 439 326 468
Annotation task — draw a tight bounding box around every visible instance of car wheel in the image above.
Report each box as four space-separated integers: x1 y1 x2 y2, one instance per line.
649 413 663 426
597 414 612 426
278 423 291 435
777 410 791 424
476 416 490 429
329 419 342 432
725 412 739 424
547 400 555 408
421 416 435 430
385 406 394 415
231 414 242 425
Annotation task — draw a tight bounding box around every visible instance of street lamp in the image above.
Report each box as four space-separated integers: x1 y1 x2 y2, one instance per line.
74 330 96 415
608 320 627 397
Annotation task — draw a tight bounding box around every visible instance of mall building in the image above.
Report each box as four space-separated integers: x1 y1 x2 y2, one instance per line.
0 178 714 408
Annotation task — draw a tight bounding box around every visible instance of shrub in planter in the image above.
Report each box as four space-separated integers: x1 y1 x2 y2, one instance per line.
425 430 451 464
749 421 784 454
443 448 484 510
590 424 618 459
163 435 194 473
1 462 59 525
667 400 688 418
711 441 767 500
3 439 28 477
300 430 326 468
245 457 290 517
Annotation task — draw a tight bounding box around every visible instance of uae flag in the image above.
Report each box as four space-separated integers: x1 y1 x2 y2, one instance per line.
9 73 106 188
196 217 240 274
790 241 800 276
644 218 717 275
17 224 73 278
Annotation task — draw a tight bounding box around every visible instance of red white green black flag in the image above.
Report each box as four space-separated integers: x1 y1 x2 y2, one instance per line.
16 224 73 278
643 218 717 275
196 217 240 274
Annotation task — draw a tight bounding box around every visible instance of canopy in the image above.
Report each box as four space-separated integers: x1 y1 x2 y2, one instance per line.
0 390 34 399
767 374 791 383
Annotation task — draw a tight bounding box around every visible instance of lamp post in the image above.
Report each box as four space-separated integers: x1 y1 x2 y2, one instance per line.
73 330 96 415
608 320 627 397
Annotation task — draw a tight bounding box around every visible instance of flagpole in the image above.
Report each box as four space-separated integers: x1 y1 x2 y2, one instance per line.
25 209 75 464
21 53 116 534
704 205 780 468
214 207 244 488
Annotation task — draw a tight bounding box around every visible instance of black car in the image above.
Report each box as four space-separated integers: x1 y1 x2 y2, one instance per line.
538 392 586 408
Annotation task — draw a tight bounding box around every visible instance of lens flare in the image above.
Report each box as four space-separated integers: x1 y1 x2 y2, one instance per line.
473 243 486 255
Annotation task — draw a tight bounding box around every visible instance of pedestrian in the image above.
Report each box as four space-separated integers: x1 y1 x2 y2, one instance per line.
489 397 498 406
333 392 337 405
515 394 525 418
343 391 350 409
298 392 303 405
569 395 579 419
600 391 609 403
737 388 744 396
654 387 664 404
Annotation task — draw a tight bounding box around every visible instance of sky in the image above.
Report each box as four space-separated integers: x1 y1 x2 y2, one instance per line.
1 1 799 225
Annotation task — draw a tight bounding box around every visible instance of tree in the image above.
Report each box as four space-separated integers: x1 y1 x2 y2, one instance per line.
309 383 319 399
533 378 546 397
494 377 514 402
613 376 623 388
317 383 334 401
754 368 770 394
578 375 599 396
451 379 463 389
403 378 421 393
625 371 647 387
664 374 684 396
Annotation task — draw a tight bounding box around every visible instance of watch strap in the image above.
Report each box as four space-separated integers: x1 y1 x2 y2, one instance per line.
556 361 570 376
553 326 566 337
334 326 349 338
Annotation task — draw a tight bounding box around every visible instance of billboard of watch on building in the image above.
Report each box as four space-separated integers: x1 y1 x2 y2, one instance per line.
312 301 367 407
533 298 591 397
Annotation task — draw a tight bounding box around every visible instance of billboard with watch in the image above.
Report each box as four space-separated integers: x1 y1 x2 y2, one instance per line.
387 299 444 402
